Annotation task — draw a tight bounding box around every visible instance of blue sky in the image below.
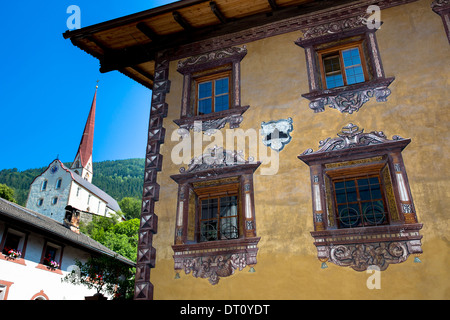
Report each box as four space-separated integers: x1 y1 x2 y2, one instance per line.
0 0 176 171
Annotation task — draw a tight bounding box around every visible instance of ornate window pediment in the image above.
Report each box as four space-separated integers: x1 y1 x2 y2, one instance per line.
295 13 394 114
298 124 423 271
174 47 249 133
170 147 261 284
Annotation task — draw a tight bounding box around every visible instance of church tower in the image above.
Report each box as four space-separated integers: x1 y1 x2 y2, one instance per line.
70 84 97 183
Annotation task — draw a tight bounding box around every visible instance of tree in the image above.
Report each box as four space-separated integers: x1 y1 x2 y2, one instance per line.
62 255 135 300
119 197 141 220
80 216 139 261
0 183 16 203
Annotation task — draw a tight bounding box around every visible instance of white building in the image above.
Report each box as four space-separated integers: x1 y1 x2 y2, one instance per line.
26 86 121 226
0 198 134 300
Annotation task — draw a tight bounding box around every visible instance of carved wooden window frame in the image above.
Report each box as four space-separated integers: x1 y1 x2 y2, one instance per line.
170 148 261 285
194 69 232 116
174 47 249 132
196 182 240 242
295 18 394 114
318 41 369 90
298 123 423 271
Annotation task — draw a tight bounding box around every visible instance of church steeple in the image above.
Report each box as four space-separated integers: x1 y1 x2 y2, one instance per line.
70 82 98 183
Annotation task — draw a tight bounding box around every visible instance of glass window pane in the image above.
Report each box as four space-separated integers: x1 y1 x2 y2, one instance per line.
345 66 365 85
334 181 345 190
358 178 369 186
215 94 229 112
359 184 371 201
200 221 218 241
201 198 217 219
363 201 386 225
326 74 344 89
198 81 212 99
345 180 355 188
370 185 382 199
220 217 238 239
220 196 237 217
215 78 229 95
198 98 212 115
342 48 362 67
346 187 357 202
324 56 341 73
335 189 347 204
338 204 360 228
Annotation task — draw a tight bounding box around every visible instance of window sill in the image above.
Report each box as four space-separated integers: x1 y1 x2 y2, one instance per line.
0 254 26 266
173 105 249 133
36 263 63 275
311 223 423 271
172 236 260 285
302 77 395 114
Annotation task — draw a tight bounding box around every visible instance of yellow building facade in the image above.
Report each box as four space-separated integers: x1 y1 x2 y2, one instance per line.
65 0 449 300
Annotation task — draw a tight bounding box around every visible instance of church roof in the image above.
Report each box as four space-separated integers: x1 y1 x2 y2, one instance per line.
73 87 96 168
32 159 121 213
0 198 134 267
70 166 121 213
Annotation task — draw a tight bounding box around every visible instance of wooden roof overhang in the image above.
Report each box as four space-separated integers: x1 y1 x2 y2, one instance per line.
63 0 367 89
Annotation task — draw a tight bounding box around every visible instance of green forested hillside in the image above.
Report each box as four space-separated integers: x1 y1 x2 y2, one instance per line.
0 159 144 206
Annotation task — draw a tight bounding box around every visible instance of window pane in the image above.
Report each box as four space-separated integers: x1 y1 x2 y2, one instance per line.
220 196 238 217
326 74 344 89
220 217 238 239
201 198 217 220
215 78 229 95
342 48 362 67
363 201 386 225
346 187 357 202
198 98 212 115
200 221 218 241
334 181 345 190
324 56 341 73
345 66 365 85
198 81 212 99
338 204 360 228
335 189 347 204
215 94 229 112
359 184 371 201
370 184 382 199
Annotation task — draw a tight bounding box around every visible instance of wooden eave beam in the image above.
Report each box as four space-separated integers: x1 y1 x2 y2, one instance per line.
172 11 194 31
87 0 361 74
268 0 279 10
210 1 228 24
136 22 161 41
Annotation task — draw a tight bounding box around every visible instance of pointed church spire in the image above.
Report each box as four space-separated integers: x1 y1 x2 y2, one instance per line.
71 82 98 183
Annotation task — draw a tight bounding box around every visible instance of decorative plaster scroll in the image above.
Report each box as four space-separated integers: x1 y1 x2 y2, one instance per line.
180 146 254 173
177 46 247 72
328 241 409 271
301 123 404 155
182 253 247 285
432 0 450 10
299 15 368 41
261 118 293 152
174 106 249 134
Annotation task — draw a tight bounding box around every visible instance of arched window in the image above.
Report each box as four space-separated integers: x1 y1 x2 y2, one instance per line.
41 180 48 191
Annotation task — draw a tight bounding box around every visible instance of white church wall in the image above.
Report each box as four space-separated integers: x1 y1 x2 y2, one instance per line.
26 160 72 223
67 181 113 218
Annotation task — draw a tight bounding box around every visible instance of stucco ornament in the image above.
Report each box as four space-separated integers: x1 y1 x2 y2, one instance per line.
261 117 293 151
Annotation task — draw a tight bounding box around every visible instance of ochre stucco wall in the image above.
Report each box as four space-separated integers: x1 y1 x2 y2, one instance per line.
151 0 450 299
